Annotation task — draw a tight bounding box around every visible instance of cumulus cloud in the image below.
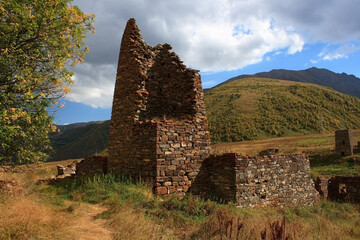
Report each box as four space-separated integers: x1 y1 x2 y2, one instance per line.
68 0 360 108
67 63 116 108
318 43 360 61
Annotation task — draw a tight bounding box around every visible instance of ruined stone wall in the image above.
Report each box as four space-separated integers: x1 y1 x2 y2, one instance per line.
75 155 108 176
327 176 360 203
141 44 205 120
315 176 329 199
193 153 319 207
235 154 319 207
108 18 211 194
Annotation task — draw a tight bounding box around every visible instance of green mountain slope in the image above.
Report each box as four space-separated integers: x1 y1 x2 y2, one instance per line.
205 77 360 143
49 120 110 161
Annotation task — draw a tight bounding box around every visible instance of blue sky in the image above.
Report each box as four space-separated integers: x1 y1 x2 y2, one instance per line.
53 0 360 125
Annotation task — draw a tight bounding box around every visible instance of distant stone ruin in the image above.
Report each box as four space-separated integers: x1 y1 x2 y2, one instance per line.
316 176 360 203
335 130 354 156
104 18 319 207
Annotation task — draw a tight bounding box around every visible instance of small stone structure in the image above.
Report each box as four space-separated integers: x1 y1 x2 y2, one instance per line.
107 18 210 196
193 153 319 207
0 179 24 196
335 130 354 156
49 156 108 182
56 163 76 177
316 176 360 203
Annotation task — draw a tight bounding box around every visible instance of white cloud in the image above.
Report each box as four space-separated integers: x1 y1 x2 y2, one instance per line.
318 43 360 61
66 63 116 108
69 0 360 108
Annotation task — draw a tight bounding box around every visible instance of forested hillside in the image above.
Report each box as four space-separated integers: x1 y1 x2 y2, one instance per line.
50 121 110 160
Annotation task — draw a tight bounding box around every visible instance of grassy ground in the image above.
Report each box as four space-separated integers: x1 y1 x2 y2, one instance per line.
1 132 360 239
1 166 359 239
212 129 360 180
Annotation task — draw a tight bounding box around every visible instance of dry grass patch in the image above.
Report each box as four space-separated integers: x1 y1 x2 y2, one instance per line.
0 195 76 240
107 206 174 240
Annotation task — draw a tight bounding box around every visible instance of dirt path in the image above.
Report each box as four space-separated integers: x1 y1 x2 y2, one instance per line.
73 203 113 240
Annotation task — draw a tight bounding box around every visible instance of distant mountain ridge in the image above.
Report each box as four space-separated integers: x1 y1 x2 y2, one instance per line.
55 120 105 132
50 120 110 161
210 67 360 98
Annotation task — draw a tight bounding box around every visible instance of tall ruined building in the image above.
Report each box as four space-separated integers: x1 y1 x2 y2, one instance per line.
108 19 211 195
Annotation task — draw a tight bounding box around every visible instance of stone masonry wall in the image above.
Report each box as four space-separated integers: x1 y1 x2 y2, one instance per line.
108 18 210 194
235 154 319 207
193 153 319 207
155 120 211 195
192 153 237 203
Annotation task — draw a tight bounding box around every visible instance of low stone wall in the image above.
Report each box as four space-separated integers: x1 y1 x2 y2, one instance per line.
75 155 108 176
193 153 319 207
328 176 360 203
237 154 319 207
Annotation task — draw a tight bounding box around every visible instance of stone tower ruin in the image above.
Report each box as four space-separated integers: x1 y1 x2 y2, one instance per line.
335 130 354 156
106 18 318 207
108 19 211 195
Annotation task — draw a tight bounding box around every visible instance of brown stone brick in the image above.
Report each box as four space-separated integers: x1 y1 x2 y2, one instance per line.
156 187 168 195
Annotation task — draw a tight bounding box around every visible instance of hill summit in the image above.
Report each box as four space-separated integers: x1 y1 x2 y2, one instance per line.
217 67 360 98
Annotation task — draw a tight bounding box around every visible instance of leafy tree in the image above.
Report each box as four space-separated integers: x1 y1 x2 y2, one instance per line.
0 0 94 165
